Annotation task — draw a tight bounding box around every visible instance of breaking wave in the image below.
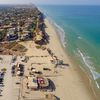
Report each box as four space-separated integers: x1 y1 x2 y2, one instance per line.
77 49 100 88
38 7 66 47
38 6 100 89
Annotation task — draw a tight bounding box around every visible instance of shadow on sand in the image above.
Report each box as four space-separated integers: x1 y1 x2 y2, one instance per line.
48 79 56 91
56 96 60 100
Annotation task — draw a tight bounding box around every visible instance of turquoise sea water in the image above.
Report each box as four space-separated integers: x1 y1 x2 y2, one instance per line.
39 5 100 93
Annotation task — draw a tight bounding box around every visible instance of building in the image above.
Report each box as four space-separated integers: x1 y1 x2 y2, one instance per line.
7 28 18 41
27 76 38 90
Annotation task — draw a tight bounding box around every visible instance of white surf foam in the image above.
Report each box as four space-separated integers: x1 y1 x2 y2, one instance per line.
38 6 100 89
78 36 82 39
38 6 67 47
47 16 67 47
77 49 100 88
96 81 100 88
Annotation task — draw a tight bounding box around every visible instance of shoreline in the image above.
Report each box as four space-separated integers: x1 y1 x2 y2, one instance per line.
0 5 98 100
44 18 97 100
44 15 100 99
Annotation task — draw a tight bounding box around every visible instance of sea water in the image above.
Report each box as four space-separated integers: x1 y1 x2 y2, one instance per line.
38 5 100 97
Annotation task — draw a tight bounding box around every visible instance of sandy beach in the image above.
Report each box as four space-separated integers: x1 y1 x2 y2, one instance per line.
0 19 96 100
44 19 96 100
0 6 97 100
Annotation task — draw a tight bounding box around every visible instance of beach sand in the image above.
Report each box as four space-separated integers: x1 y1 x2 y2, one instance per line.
44 19 96 100
0 19 96 100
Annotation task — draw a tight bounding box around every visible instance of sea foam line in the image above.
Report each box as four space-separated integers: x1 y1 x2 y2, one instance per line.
46 16 67 47
38 6 67 47
77 49 100 88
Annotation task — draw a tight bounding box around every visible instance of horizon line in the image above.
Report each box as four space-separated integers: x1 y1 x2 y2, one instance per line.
0 3 100 6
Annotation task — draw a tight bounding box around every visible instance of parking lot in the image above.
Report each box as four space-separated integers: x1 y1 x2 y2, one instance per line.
0 55 20 100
